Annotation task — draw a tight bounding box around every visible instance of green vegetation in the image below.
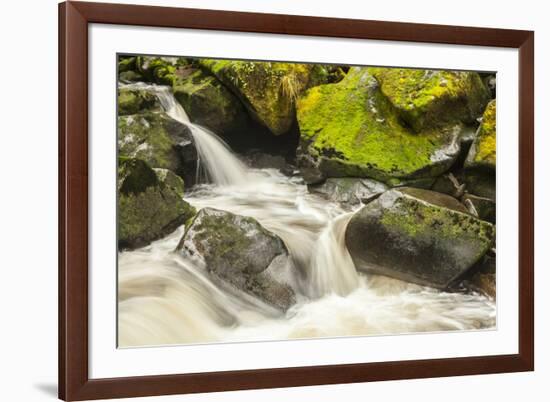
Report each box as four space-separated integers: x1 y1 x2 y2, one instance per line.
118 157 195 250
297 67 463 182
369 67 490 132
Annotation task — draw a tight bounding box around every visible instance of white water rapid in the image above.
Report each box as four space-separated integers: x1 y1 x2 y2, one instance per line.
120 82 248 185
117 83 496 348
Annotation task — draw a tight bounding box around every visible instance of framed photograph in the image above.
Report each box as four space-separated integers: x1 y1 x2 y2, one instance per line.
59 1 534 400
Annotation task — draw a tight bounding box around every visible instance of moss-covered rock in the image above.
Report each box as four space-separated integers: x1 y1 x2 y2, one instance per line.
176 207 296 311
133 56 189 85
370 67 490 132
118 88 160 115
172 67 248 137
345 188 495 289
117 111 197 180
296 67 463 184
465 100 496 170
118 158 195 250
201 59 325 136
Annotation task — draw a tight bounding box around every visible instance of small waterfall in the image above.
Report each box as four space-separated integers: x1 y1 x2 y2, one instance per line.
119 82 248 186
309 212 360 297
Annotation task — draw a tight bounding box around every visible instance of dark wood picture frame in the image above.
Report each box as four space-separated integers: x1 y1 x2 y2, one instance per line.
59 1 534 400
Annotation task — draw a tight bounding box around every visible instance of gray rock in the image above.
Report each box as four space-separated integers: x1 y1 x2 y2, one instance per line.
345 188 495 289
176 208 296 311
308 178 388 206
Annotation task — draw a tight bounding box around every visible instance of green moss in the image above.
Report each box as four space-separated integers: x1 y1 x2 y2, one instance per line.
200 59 320 135
380 195 495 246
369 68 490 132
118 56 136 73
468 100 496 168
118 157 158 195
297 68 461 182
117 157 196 249
172 68 247 135
117 88 158 115
117 112 181 172
193 214 255 268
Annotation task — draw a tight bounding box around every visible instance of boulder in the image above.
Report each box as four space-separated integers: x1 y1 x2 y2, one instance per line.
296 67 465 184
201 59 325 136
118 158 195 250
118 87 160 115
176 208 296 311
117 111 198 184
462 100 496 201
369 67 490 132
465 100 496 170
172 67 248 137
134 56 188 85
345 188 495 289
308 178 388 206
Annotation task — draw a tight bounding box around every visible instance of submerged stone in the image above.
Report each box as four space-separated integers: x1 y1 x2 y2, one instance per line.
345 188 495 289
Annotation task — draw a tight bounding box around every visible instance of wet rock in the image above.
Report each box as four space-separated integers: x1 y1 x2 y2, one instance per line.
431 172 466 198
457 253 496 299
244 151 288 171
345 188 495 289
201 59 325 136
118 87 161 115
370 67 490 132
118 158 195 250
117 111 198 184
465 100 496 171
296 67 465 184
172 67 249 138
463 100 496 200
176 208 296 311
308 178 388 206
462 193 496 223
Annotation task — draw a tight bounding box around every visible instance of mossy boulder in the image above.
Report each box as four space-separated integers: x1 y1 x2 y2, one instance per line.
118 158 195 250
118 111 197 183
172 67 248 137
466 100 496 170
345 188 495 289
296 67 463 184
133 56 190 85
201 59 324 136
460 101 496 200
308 178 388 206
176 208 296 311
370 68 490 132
118 87 160 115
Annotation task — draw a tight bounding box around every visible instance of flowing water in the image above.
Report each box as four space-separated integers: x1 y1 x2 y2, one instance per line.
117 83 496 348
